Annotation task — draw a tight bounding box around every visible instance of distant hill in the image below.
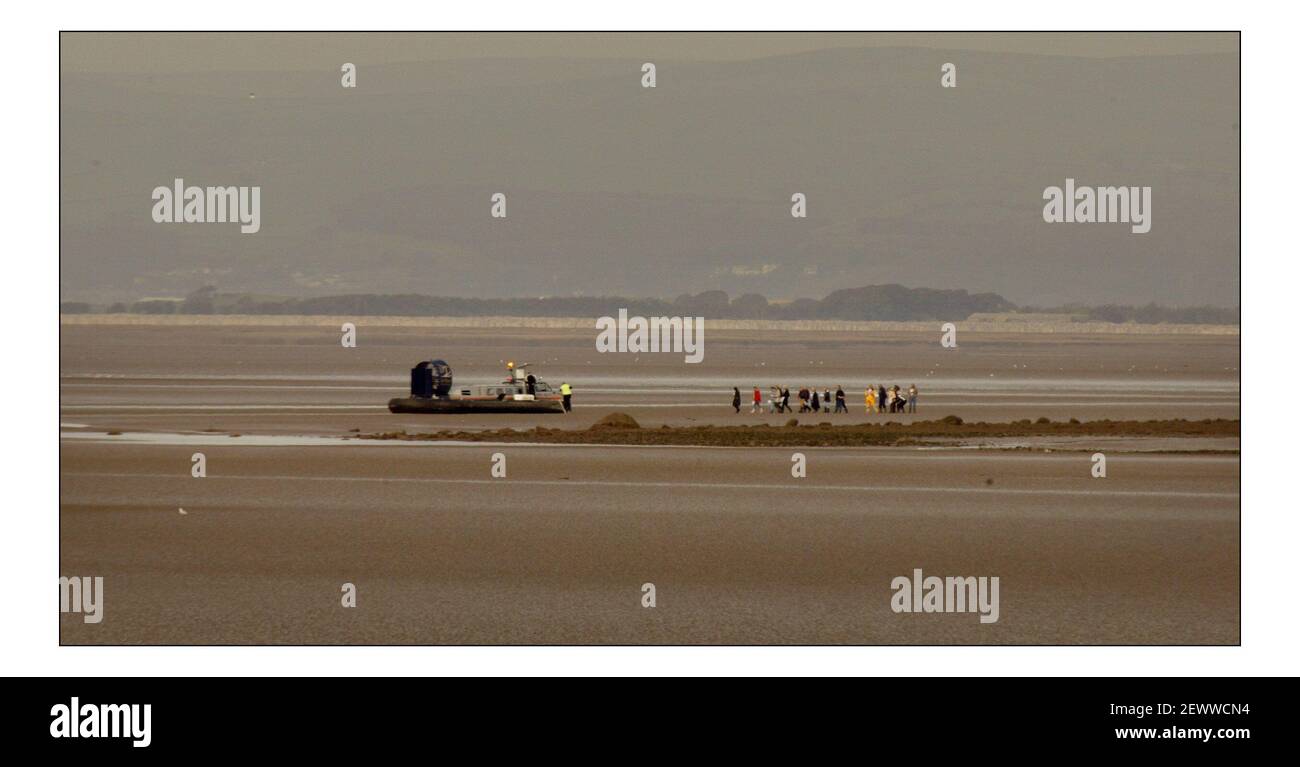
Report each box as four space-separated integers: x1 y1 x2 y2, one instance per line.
59 284 1238 324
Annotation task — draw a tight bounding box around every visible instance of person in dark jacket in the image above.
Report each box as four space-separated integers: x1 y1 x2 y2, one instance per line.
834 386 847 413
732 387 741 413
877 385 887 413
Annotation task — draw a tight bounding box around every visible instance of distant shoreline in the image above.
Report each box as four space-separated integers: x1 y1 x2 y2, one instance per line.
59 313 1240 336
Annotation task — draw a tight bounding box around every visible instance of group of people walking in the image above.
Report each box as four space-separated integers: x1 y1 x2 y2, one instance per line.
731 384 919 415
865 384 918 414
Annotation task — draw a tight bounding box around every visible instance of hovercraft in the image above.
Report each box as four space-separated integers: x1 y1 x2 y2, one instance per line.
387 360 566 414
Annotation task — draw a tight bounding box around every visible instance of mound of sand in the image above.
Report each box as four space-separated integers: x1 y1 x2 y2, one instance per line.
592 412 641 430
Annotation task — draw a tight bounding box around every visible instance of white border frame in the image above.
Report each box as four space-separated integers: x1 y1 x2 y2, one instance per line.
14 1 1288 676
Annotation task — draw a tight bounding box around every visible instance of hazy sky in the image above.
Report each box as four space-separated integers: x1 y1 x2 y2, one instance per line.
60 33 1239 307
62 32 1238 72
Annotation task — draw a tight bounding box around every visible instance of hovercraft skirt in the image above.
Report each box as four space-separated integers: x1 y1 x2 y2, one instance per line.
388 397 565 414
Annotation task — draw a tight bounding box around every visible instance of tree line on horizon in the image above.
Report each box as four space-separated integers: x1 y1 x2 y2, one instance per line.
59 284 1240 325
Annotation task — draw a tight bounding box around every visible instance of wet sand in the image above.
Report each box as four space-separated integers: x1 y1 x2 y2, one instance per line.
60 321 1240 436
60 442 1238 644
59 319 1240 644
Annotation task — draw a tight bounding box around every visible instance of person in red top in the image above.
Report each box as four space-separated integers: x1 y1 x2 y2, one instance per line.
751 386 762 413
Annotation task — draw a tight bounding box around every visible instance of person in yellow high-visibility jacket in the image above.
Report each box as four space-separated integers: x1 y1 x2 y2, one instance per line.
560 382 572 412
865 386 876 414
